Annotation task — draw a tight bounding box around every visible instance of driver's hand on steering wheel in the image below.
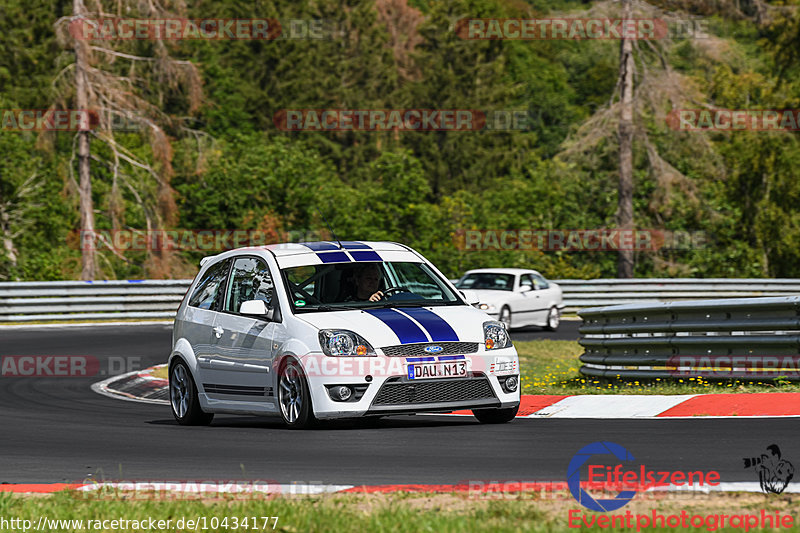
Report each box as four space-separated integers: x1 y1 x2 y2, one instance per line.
368 291 384 302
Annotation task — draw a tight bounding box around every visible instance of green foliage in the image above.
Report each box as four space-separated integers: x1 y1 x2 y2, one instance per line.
3 0 800 280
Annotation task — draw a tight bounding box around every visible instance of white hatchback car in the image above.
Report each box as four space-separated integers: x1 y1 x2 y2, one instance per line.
455 268 564 331
169 242 520 428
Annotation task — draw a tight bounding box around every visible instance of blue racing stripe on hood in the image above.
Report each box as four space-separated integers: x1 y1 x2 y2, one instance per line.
365 308 428 344
399 308 459 342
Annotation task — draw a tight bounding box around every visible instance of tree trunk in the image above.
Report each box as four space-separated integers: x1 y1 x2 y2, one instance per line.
617 0 635 278
74 0 95 280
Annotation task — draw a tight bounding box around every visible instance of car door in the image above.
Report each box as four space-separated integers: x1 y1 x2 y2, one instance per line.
183 258 231 377
202 256 280 406
513 274 541 326
532 272 558 321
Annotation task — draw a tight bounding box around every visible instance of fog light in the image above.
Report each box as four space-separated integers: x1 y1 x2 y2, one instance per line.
335 386 352 401
504 376 518 393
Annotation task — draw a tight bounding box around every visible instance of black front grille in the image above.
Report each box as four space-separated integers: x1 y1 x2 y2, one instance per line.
381 342 479 357
372 377 495 406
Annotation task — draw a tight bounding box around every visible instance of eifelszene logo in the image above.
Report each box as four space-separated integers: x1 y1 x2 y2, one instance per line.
743 445 794 494
567 442 720 512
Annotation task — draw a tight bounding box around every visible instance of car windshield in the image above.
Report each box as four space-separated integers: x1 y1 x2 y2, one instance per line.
456 272 514 291
282 261 461 312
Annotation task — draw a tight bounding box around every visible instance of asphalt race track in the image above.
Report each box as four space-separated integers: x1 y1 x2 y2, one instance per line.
0 324 796 485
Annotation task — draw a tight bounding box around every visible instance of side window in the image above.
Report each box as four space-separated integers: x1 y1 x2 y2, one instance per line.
520 275 534 290
188 259 230 310
225 257 275 313
533 273 550 290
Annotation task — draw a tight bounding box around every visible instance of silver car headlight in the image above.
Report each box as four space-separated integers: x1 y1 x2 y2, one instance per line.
483 321 511 350
478 303 496 311
319 329 376 357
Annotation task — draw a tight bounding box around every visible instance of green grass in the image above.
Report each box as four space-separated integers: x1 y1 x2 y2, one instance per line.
516 340 800 395
146 341 799 395
3 490 799 533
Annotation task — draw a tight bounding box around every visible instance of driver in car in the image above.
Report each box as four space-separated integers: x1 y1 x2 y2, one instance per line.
345 263 384 302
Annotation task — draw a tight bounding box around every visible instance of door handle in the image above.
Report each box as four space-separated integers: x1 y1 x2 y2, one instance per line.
213 326 224 338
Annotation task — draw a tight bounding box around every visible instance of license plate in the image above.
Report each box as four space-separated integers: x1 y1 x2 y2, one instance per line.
407 361 467 380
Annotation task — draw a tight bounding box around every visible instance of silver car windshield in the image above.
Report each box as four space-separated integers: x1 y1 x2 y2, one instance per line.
282 261 460 312
456 273 514 291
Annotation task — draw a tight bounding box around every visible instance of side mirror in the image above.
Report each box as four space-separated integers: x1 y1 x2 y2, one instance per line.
239 299 275 321
519 285 533 293
460 290 480 305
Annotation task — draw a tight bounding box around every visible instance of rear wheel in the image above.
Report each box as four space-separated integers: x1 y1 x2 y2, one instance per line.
170 360 214 426
278 360 316 429
545 306 560 331
473 404 519 424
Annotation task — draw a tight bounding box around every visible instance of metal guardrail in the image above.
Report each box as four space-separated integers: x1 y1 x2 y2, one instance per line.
0 280 190 322
554 278 800 311
578 296 800 381
3 278 800 323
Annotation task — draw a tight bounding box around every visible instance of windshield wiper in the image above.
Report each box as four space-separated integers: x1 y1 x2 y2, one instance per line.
302 305 356 312
360 301 428 309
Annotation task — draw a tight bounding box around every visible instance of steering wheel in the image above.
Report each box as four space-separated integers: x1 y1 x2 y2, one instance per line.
381 286 410 298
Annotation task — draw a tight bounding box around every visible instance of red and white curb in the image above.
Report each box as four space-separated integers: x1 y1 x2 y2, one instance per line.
92 367 169 405
1 481 798 495
94 366 800 418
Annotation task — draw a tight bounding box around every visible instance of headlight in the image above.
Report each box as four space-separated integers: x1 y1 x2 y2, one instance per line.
483 321 511 350
319 330 376 357
478 303 495 311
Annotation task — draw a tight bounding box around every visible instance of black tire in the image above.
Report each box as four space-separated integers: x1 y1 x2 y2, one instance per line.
169 360 214 426
278 360 316 429
545 306 560 331
499 306 512 330
472 404 519 424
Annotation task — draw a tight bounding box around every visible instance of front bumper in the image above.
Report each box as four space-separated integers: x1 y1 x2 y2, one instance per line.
299 347 520 419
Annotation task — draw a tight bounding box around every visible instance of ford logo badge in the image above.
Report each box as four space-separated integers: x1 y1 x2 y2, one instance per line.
424 345 444 354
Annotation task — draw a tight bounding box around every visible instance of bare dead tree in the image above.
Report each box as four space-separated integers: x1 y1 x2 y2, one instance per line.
557 0 726 277
54 0 204 280
618 0 635 278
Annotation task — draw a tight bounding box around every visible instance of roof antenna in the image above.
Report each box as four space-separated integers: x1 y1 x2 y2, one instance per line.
316 207 343 249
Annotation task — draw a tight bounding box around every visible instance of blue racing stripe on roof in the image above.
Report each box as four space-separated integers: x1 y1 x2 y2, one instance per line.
349 250 382 262
340 241 371 249
317 251 351 263
365 309 429 344
301 242 340 251
399 308 459 342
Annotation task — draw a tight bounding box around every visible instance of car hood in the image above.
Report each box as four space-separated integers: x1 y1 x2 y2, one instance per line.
468 289 513 304
295 305 491 347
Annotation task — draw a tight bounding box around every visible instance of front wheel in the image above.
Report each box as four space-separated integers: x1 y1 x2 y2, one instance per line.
545 306 560 331
278 360 316 429
472 404 519 424
170 360 214 426
499 306 512 330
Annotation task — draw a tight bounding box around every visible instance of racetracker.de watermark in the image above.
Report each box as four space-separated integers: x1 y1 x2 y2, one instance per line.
454 229 709 252
667 355 800 379
69 18 339 40
454 18 709 40
74 229 329 252
0 356 141 378
1 109 144 132
274 109 487 132
667 109 800 131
